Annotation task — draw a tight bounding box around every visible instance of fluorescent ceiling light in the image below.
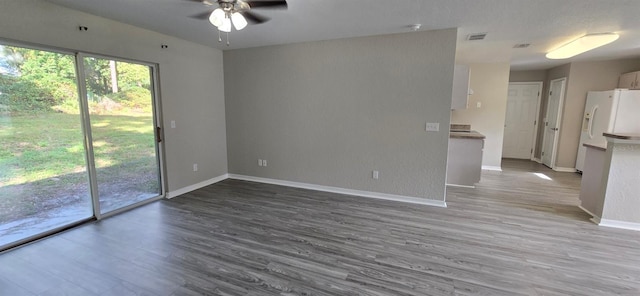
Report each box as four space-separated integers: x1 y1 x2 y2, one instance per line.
546 33 619 59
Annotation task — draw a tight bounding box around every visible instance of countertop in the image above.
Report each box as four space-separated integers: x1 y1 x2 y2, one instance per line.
603 133 640 140
583 143 606 151
450 130 486 139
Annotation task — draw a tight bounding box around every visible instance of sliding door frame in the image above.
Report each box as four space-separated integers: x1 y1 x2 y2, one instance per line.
77 52 166 219
0 38 166 251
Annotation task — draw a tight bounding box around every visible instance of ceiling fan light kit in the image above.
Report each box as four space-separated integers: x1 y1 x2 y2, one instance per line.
192 0 288 46
208 8 225 27
546 33 619 59
231 12 248 30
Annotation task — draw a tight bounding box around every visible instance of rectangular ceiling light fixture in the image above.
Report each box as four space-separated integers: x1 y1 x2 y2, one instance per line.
546 33 619 59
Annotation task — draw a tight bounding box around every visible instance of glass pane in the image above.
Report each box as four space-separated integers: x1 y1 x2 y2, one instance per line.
0 45 92 248
83 57 160 214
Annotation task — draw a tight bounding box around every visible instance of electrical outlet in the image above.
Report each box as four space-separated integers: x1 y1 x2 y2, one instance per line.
372 170 379 179
170 120 176 128
476 101 482 108
425 122 440 132
263 159 267 167
193 163 198 172
258 159 263 166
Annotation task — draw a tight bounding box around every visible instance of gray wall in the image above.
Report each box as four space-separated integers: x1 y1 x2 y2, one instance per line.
0 0 228 194
509 70 547 83
451 63 511 169
224 29 457 201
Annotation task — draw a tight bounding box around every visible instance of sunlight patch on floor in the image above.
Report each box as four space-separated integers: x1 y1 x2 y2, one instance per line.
533 172 552 180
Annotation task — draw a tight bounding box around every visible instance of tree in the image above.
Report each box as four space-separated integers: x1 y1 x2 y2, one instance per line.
0 45 78 112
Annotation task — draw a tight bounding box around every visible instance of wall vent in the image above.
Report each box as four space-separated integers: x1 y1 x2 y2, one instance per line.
467 33 487 41
513 43 531 48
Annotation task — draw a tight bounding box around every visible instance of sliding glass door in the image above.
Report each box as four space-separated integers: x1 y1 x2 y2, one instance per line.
0 45 93 247
0 44 163 250
82 56 161 214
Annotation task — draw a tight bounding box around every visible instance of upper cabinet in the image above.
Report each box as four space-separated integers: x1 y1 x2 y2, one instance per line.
451 65 471 110
618 71 640 89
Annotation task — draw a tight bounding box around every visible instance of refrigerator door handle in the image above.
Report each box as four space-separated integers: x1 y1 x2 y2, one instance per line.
588 105 599 139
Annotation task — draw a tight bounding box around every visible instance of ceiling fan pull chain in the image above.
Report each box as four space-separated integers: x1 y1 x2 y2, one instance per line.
226 32 230 46
218 30 222 43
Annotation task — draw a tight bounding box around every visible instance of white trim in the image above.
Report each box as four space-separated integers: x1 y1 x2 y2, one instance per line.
579 205 596 217
167 174 229 199
532 157 542 163
228 174 447 208
553 166 577 173
590 215 602 225
541 77 567 168
598 219 640 231
481 165 502 171
446 183 475 188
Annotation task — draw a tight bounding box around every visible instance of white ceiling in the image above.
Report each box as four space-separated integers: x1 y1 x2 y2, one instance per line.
46 0 640 70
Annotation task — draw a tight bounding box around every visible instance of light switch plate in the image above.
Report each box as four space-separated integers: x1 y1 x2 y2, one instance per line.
426 122 440 132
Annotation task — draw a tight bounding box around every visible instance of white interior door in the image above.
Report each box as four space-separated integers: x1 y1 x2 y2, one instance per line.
503 82 542 159
541 78 566 168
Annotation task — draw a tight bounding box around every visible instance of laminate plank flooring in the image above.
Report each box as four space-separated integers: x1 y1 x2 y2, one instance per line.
2 159 640 295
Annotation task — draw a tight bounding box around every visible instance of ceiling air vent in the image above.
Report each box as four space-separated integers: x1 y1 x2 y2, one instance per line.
467 33 487 41
513 43 531 48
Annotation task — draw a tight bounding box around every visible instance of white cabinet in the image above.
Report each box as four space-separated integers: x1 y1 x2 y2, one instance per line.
618 71 640 89
451 65 471 110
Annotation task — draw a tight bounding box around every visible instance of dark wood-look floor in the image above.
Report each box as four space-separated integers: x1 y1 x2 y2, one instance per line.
2 159 640 295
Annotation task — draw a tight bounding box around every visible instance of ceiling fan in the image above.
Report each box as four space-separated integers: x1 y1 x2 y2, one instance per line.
189 0 287 45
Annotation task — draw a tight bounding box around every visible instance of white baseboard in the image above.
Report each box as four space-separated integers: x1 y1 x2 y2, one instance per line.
446 183 475 189
598 219 640 231
228 174 447 208
481 165 502 171
578 205 600 219
167 174 229 199
531 158 542 163
554 166 577 173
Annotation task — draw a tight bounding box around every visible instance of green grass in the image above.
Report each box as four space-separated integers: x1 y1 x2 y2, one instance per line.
0 112 156 185
0 111 159 222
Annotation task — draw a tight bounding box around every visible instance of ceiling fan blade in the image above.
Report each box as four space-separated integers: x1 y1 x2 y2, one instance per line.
190 10 214 20
245 0 287 9
241 11 270 24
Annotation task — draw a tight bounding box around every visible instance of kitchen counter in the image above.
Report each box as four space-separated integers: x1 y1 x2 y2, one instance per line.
603 133 640 141
449 130 486 139
583 142 606 151
447 130 485 187
578 132 640 230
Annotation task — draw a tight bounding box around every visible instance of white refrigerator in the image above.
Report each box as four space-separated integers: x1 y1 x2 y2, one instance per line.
575 89 640 171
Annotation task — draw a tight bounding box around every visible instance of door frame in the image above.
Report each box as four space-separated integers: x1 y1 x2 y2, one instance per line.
0 38 167 251
505 82 543 160
541 77 567 169
77 52 167 220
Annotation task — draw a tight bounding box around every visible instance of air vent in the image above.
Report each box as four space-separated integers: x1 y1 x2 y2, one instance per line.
467 33 487 41
513 43 531 48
